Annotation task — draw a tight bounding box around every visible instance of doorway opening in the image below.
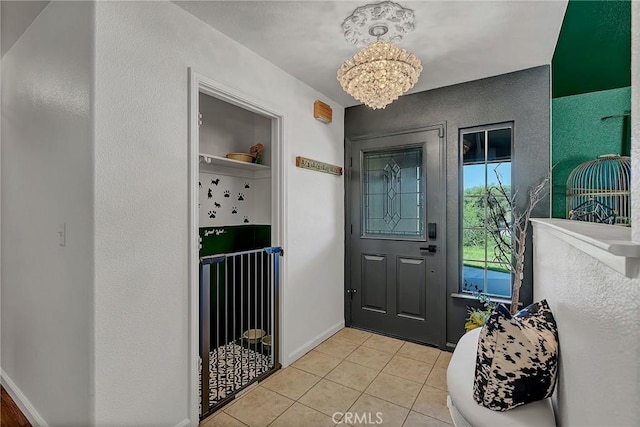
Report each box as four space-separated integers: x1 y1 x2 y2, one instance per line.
188 70 285 422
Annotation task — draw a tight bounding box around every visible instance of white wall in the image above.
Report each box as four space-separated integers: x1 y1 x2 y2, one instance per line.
632 0 639 243
1 2 94 426
199 92 272 166
198 92 272 228
0 1 49 57
532 226 640 426
93 1 344 425
199 171 270 227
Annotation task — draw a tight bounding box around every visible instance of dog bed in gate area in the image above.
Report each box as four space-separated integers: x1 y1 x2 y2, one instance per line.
199 343 271 407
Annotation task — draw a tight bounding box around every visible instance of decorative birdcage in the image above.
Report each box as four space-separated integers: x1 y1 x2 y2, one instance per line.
566 154 631 226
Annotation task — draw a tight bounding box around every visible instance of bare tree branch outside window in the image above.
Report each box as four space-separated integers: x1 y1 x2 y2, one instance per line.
486 172 549 315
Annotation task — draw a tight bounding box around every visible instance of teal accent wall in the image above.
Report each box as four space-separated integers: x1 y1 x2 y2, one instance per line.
551 87 631 218
552 0 631 98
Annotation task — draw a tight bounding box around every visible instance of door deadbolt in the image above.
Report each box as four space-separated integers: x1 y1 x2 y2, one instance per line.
428 223 437 240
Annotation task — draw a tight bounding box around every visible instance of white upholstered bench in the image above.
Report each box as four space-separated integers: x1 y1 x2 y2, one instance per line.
446 328 556 427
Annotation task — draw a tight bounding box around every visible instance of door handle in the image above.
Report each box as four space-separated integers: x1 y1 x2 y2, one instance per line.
420 245 437 253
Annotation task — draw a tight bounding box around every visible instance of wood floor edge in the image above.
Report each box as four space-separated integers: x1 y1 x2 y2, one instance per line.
1 385 32 427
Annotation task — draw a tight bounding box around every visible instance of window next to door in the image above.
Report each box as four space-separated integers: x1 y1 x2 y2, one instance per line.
460 124 513 299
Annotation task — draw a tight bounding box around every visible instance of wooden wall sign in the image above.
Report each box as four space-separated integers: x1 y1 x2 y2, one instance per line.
296 156 343 176
313 100 332 124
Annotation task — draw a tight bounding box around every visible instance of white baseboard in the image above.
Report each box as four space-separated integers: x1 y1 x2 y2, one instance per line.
287 320 345 364
1 369 49 427
174 418 191 427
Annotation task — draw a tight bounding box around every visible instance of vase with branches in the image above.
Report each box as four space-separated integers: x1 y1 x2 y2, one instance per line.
485 173 549 315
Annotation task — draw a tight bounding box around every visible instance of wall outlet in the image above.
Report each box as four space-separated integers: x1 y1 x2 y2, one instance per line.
58 223 66 246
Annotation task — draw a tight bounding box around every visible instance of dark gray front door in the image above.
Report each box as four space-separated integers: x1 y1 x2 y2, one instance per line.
347 128 444 345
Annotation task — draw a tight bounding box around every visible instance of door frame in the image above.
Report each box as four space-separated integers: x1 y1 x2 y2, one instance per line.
188 69 286 424
344 123 447 348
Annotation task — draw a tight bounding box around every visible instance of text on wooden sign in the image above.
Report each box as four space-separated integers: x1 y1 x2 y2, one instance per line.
295 156 343 176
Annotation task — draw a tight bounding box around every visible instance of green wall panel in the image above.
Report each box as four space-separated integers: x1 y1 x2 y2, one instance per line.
551 87 631 218
199 225 272 350
552 0 631 98
199 225 271 257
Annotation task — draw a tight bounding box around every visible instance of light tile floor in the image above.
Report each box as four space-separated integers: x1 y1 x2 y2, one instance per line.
201 328 453 427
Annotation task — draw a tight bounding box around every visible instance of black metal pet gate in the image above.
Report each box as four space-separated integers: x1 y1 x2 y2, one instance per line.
199 247 282 418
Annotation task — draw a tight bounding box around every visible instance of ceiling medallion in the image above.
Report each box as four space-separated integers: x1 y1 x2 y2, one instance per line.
342 1 415 47
337 1 422 110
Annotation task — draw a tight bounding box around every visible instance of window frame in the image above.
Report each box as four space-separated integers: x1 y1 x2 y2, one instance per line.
458 122 514 298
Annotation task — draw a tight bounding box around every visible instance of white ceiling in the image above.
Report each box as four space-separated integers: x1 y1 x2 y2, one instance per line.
1 1 568 106
1 1 49 57
175 0 568 107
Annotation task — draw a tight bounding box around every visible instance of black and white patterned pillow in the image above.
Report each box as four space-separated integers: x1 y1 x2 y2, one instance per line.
473 300 559 411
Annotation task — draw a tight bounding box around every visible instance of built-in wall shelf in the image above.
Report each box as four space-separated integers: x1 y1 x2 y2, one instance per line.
199 153 270 171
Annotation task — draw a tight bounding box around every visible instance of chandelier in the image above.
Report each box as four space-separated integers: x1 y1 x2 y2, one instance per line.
337 1 422 110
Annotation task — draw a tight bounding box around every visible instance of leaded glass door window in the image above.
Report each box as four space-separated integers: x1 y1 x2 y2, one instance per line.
362 146 425 240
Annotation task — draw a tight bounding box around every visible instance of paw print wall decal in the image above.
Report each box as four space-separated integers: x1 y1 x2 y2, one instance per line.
243 216 249 223
214 202 221 208
231 207 238 214
208 211 216 219
211 178 220 186
198 181 201 188
224 190 230 198
244 182 250 189
237 193 245 201
207 189 213 199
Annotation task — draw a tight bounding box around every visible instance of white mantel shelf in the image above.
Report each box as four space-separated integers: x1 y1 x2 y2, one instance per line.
531 218 640 278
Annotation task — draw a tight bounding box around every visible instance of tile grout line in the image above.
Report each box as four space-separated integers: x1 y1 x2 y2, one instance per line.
344 341 402 370
287 337 369 421
265 398 297 427
409 382 455 424
219 329 450 427
343 335 451 425
227 412 250 427
313 345 359 362
294 332 408 424
295 374 363 404
290 353 342 376
223 384 296 425
340 332 451 424
205 409 250 427
261 376 322 403
332 336 394 425
342 339 411 424
294 399 347 423
369 354 434 417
